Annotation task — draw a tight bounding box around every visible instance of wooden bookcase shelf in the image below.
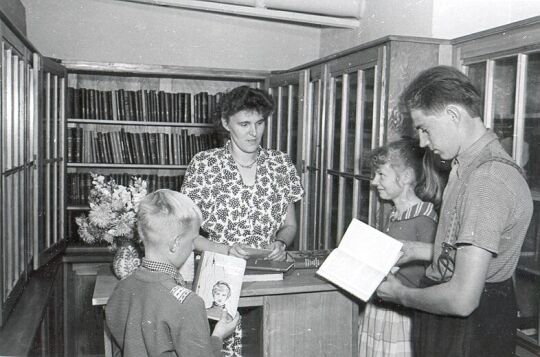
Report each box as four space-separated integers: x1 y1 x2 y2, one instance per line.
67 163 188 170
66 205 90 211
60 61 266 356
67 118 216 128
62 59 265 241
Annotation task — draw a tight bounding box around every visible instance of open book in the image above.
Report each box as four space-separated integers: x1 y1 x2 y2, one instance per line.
193 251 246 321
316 218 403 302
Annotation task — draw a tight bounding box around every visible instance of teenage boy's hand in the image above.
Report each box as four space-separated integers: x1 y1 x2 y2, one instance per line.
212 310 240 339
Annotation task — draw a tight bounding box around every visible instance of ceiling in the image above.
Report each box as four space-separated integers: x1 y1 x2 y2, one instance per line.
116 0 364 28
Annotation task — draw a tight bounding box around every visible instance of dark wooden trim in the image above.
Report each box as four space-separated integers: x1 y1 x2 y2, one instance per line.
37 240 67 268
0 0 26 35
63 244 114 262
0 4 39 53
272 36 450 74
0 257 62 356
452 15 540 45
61 60 269 80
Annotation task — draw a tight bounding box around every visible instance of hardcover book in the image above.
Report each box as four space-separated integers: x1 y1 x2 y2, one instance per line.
246 258 294 273
316 218 403 302
243 269 283 282
194 251 246 321
288 249 332 269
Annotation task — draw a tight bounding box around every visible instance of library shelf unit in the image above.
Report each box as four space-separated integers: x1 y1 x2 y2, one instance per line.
265 36 451 250
62 60 268 243
60 60 269 356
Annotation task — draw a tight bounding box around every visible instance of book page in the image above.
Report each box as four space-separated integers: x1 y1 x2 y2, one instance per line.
316 218 403 302
317 250 386 301
338 219 403 274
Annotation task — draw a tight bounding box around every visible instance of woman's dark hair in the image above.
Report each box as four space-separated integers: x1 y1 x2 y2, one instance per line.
219 85 274 122
400 65 482 118
370 137 445 209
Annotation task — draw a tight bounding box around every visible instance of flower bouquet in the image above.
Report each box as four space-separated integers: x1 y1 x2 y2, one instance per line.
76 173 148 278
76 173 147 247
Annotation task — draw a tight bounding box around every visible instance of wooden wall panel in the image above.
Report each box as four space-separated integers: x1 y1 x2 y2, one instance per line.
263 291 358 357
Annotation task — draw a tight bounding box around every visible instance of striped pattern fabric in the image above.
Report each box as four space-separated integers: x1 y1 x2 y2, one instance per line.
425 131 533 283
388 201 437 224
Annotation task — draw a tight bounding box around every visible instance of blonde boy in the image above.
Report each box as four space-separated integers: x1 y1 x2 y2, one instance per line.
106 189 238 357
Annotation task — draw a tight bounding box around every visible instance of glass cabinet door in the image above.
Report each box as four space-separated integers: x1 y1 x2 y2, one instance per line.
303 73 325 249
323 66 377 248
267 76 300 162
464 50 540 348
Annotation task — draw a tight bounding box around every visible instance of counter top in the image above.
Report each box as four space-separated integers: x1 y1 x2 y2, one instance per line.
92 266 337 306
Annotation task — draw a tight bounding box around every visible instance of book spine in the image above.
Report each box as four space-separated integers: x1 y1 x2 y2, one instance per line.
293 257 327 269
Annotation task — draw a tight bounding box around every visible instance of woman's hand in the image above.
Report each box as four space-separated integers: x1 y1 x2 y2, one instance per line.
227 243 249 259
267 240 287 261
212 310 240 339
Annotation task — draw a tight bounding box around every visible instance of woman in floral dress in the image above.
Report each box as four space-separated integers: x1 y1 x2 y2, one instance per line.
181 85 304 356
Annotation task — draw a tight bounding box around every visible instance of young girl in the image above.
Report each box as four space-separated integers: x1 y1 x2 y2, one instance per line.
358 137 445 357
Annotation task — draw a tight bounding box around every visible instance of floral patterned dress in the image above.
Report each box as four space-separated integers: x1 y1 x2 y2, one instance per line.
181 141 304 248
181 141 303 357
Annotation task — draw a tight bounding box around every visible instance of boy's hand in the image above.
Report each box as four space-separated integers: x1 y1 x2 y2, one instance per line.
212 310 240 339
267 241 287 261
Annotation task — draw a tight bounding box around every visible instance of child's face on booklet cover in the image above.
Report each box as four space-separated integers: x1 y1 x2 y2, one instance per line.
213 286 230 305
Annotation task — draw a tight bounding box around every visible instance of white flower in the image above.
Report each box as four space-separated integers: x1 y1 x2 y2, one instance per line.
76 174 148 247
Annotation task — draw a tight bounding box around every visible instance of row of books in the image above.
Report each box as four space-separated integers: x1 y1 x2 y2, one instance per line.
67 173 184 205
67 127 219 165
66 87 223 123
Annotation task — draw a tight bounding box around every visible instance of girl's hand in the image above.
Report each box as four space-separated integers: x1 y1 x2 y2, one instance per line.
376 273 404 304
396 241 429 265
267 240 287 261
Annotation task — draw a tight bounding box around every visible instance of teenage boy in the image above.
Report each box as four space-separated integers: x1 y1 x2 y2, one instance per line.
106 189 239 356
377 65 533 357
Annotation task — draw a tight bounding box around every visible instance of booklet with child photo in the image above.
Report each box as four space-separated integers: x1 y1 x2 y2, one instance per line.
193 251 246 321
316 218 403 302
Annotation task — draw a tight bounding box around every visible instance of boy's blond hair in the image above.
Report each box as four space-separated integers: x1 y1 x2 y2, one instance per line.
137 189 202 247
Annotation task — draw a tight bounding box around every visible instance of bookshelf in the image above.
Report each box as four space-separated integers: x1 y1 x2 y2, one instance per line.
61 61 268 243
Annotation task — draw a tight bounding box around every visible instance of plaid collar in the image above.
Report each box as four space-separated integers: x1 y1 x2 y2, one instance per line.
141 258 185 286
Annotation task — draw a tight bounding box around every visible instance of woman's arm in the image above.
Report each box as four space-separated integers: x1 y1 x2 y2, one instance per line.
267 203 297 261
194 236 229 255
194 236 249 259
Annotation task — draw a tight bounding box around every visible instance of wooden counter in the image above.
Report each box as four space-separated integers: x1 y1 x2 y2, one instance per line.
93 266 360 357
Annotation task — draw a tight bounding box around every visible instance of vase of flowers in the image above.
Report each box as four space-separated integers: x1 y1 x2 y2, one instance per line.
75 174 147 279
